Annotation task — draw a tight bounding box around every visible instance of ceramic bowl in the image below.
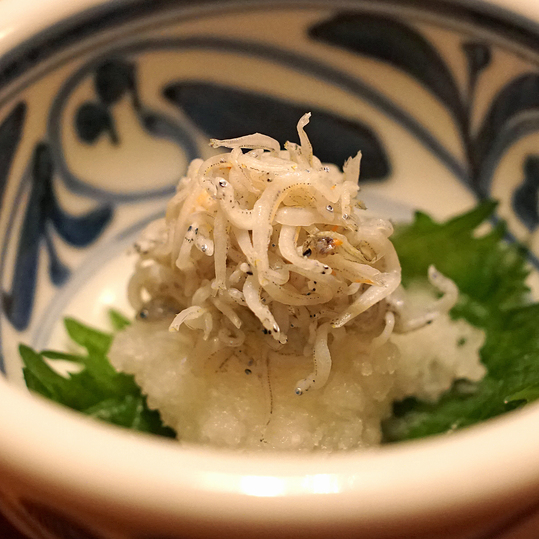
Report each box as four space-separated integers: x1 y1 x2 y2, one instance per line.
2 0 539 537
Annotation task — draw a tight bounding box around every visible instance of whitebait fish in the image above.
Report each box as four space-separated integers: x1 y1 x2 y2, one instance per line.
110 115 485 451
127 113 464 395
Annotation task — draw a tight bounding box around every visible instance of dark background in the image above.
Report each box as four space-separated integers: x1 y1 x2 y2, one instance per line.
0 512 29 539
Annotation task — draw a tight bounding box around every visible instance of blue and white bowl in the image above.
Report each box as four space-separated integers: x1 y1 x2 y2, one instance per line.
2 0 539 538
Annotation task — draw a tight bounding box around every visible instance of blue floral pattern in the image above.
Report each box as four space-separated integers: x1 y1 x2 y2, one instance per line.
310 13 467 128
0 103 25 210
75 58 200 162
309 13 533 197
163 82 390 180
309 11 539 234
513 156 539 231
2 143 112 331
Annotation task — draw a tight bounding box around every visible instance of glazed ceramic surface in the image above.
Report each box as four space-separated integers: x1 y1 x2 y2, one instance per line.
2 0 539 538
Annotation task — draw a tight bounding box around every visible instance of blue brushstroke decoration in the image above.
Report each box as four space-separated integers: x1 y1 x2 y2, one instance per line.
3 143 113 330
74 59 199 165
94 59 136 106
75 102 118 144
43 226 71 285
474 73 539 189
74 59 137 146
308 13 466 130
52 38 469 198
163 82 390 180
512 155 539 231
3 144 55 330
49 192 114 247
0 102 26 208
462 41 492 100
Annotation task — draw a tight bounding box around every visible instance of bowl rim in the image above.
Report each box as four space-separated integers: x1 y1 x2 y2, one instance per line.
2 0 539 95
1 0 539 530
1 375 539 526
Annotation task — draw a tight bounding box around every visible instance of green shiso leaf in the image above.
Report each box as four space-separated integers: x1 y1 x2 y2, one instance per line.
20 344 98 409
40 350 86 363
21 319 175 438
384 201 539 442
83 395 176 437
64 317 112 354
504 384 539 408
392 200 529 319
21 201 539 444
108 308 132 331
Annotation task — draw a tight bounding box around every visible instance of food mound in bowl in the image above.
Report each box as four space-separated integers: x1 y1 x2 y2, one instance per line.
108 114 485 451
